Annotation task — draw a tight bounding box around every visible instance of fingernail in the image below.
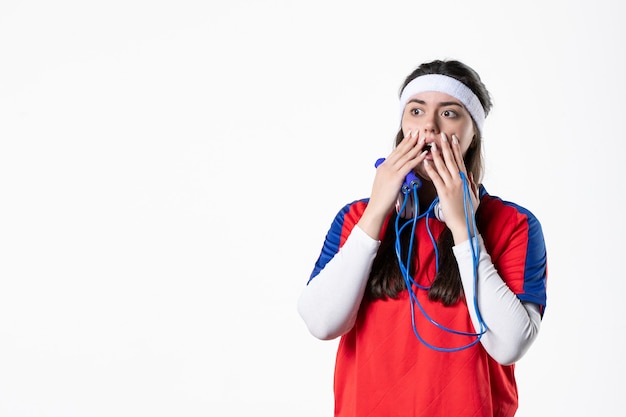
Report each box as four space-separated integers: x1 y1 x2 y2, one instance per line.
441 132 447 142
452 135 459 144
431 142 437 152
418 134 425 144
412 130 418 139
406 130 412 138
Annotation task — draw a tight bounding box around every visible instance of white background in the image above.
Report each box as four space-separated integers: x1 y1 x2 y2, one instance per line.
1 0 624 416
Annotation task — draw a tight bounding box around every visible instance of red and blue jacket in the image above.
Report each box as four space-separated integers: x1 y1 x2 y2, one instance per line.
309 186 548 417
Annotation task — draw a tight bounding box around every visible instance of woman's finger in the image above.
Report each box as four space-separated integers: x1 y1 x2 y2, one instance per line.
438 132 460 179
450 134 467 175
429 141 452 185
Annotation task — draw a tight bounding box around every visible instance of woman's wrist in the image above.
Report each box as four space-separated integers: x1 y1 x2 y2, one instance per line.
357 206 387 240
450 224 475 245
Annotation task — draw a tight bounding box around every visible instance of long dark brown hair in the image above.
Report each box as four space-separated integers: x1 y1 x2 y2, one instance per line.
366 60 493 306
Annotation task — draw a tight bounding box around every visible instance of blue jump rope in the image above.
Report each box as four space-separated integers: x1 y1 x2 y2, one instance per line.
375 158 487 352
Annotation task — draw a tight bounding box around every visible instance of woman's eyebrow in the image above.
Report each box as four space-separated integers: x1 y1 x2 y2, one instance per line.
439 101 463 107
407 98 463 107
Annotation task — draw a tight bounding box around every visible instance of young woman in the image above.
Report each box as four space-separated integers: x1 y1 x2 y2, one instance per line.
297 59 548 417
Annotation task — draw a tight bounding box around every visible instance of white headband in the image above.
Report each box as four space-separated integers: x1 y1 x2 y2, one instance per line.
399 74 485 134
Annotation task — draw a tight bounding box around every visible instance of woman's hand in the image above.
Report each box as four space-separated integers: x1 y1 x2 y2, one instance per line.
357 131 428 239
424 132 480 244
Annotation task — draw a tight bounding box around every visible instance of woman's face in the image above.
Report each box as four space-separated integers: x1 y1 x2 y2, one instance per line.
400 91 477 180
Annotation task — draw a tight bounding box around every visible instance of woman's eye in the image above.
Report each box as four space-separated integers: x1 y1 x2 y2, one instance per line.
442 109 458 118
411 108 424 116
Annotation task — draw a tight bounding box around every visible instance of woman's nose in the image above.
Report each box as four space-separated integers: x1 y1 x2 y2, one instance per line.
423 113 439 133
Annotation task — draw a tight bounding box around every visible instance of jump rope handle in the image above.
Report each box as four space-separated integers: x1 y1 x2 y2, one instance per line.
374 158 442 221
375 158 422 193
